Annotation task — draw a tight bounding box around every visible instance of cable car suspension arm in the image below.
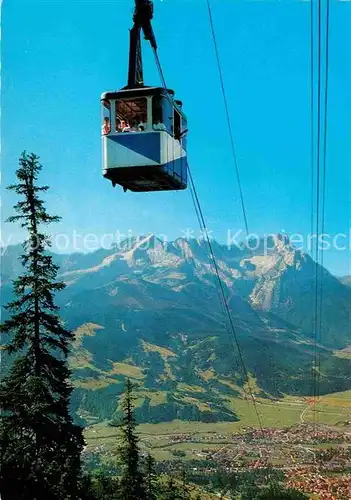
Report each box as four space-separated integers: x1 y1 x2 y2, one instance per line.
127 0 165 88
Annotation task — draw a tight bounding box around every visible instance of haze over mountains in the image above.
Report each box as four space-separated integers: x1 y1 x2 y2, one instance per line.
2 234 351 424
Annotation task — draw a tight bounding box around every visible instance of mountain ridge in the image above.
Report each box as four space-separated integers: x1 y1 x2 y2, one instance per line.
2 235 350 425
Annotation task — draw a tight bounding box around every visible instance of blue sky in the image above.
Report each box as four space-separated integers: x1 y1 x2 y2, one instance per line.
1 0 350 276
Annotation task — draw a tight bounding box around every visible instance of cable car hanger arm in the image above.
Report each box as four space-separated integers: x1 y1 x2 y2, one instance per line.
127 0 158 89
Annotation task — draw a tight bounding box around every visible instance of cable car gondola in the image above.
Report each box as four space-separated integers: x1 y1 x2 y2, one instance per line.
101 0 188 192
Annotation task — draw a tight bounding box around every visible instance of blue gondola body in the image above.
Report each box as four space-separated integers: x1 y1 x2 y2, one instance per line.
101 87 188 192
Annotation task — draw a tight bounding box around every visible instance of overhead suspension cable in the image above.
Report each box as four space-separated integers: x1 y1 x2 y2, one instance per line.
188 167 264 431
198 0 267 430
153 48 167 89
310 0 315 262
206 0 250 237
202 0 267 428
311 0 322 431
189 180 241 363
311 0 330 431
311 0 323 432
317 0 330 418
152 0 264 434
188 183 236 341
310 0 318 433
188 170 257 423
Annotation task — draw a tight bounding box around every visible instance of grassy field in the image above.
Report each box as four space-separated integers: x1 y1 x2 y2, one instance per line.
299 390 351 426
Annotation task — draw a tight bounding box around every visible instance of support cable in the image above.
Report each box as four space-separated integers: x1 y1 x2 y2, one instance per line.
189 180 242 375
153 47 167 89
317 0 330 417
310 0 315 244
188 166 264 431
311 0 329 435
201 0 266 430
188 172 257 424
206 0 249 237
312 0 322 431
310 0 316 374
152 0 264 437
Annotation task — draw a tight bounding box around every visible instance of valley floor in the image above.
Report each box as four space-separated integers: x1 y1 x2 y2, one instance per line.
84 391 351 498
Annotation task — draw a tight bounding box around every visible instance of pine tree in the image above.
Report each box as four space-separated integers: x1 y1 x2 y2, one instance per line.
144 453 158 500
117 378 145 499
90 470 119 500
0 152 85 500
179 469 190 499
158 475 193 500
159 476 182 500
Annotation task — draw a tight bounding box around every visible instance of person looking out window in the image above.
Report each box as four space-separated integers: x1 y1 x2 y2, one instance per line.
102 117 111 135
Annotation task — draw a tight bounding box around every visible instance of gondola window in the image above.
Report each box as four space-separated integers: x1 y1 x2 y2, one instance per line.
116 98 148 132
101 100 111 135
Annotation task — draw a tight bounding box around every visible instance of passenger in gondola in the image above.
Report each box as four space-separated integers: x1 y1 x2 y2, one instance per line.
121 120 131 132
153 119 166 131
131 119 140 131
102 117 111 135
137 115 147 131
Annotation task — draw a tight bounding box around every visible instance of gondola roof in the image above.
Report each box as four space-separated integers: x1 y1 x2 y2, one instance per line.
101 86 186 118
101 86 173 101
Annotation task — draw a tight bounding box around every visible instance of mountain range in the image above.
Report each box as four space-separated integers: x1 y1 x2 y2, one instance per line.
1 234 351 425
